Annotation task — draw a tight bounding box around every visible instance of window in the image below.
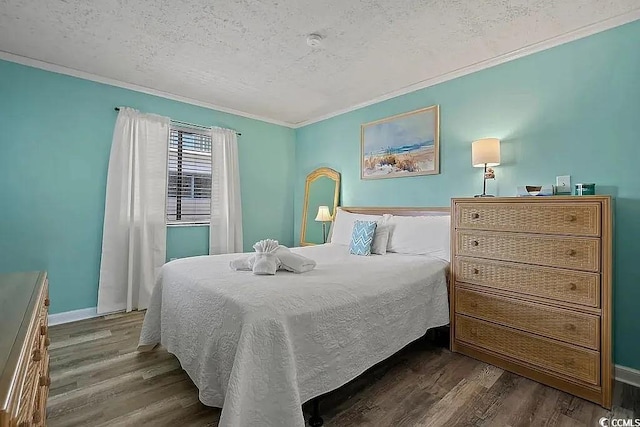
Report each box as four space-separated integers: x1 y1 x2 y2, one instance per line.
166 127 212 223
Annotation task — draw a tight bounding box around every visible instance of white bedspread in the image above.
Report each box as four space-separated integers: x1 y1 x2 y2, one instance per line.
138 244 450 427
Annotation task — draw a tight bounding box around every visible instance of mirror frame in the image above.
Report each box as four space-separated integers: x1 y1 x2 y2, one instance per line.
300 167 341 246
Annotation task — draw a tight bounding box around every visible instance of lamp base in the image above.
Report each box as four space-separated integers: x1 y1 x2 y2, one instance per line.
475 164 496 198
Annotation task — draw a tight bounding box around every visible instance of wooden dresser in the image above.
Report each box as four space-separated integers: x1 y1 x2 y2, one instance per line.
450 197 612 408
0 272 50 427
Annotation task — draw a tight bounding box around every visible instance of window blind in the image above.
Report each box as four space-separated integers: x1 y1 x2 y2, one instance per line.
167 127 213 223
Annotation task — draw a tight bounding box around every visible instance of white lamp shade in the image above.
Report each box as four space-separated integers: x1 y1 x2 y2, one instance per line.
472 138 501 167
314 205 332 222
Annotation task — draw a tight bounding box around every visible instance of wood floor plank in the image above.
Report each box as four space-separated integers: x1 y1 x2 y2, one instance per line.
443 371 520 425
46 312 638 426
51 351 142 383
49 330 113 350
413 364 504 426
619 383 640 415
481 376 539 426
523 386 563 427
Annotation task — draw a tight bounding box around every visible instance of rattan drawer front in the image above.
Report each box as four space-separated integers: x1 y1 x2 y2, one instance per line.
455 202 600 237
455 257 600 307
455 287 599 349
16 326 41 426
455 315 599 385
33 352 49 427
456 230 600 272
40 280 49 320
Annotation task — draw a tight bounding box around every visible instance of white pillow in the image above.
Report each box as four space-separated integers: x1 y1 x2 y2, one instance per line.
386 215 450 260
330 208 390 254
371 217 391 255
330 208 382 245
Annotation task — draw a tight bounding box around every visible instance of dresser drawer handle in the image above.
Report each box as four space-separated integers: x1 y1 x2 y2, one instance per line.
39 375 51 387
469 302 478 308
564 359 576 368
40 325 47 335
569 283 577 291
564 323 577 331
472 268 480 275
565 249 576 256
565 213 577 222
471 213 480 219
32 349 42 362
471 240 479 247
44 297 50 307
32 409 41 424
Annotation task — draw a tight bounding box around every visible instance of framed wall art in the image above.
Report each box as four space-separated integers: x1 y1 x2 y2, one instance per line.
361 105 440 179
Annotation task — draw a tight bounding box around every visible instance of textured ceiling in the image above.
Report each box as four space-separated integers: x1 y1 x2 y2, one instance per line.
1 0 639 126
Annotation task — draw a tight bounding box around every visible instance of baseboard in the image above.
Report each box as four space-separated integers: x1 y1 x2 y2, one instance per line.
48 307 101 326
615 365 640 388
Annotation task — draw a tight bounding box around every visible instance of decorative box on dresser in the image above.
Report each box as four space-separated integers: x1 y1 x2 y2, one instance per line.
0 272 50 427
450 197 612 408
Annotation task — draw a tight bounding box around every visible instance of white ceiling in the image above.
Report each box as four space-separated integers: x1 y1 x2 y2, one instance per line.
1 0 639 126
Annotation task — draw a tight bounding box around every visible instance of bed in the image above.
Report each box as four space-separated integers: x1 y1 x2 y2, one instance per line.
138 207 451 427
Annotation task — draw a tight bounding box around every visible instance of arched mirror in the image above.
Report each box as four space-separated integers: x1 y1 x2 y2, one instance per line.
300 167 340 246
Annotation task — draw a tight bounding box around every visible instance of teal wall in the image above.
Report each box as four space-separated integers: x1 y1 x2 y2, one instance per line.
166 226 210 261
0 59 296 315
295 21 640 369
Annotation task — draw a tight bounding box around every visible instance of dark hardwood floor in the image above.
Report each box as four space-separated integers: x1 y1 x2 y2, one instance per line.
46 312 638 426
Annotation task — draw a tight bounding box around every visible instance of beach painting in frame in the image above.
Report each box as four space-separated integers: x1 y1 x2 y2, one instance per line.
361 105 440 179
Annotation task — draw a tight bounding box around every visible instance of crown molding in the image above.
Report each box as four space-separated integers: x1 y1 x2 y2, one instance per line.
293 10 640 128
0 51 294 128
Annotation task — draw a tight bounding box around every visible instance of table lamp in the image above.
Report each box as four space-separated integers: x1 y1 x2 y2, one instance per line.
314 206 332 243
472 138 501 197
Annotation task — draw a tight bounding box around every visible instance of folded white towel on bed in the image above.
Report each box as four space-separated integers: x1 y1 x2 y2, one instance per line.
229 242 317 274
275 246 316 273
253 253 279 275
252 239 281 275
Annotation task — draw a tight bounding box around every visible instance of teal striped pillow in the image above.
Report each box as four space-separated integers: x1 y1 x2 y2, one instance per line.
349 220 378 256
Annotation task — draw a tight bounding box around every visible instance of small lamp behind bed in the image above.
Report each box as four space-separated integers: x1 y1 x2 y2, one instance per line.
315 206 332 244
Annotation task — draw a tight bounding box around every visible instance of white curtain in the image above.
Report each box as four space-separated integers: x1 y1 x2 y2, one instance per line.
97 108 170 314
209 127 243 254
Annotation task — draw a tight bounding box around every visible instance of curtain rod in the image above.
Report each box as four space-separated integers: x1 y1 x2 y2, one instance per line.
114 107 241 136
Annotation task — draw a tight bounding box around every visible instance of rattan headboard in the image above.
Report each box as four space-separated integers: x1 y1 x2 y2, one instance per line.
339 206 450 216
